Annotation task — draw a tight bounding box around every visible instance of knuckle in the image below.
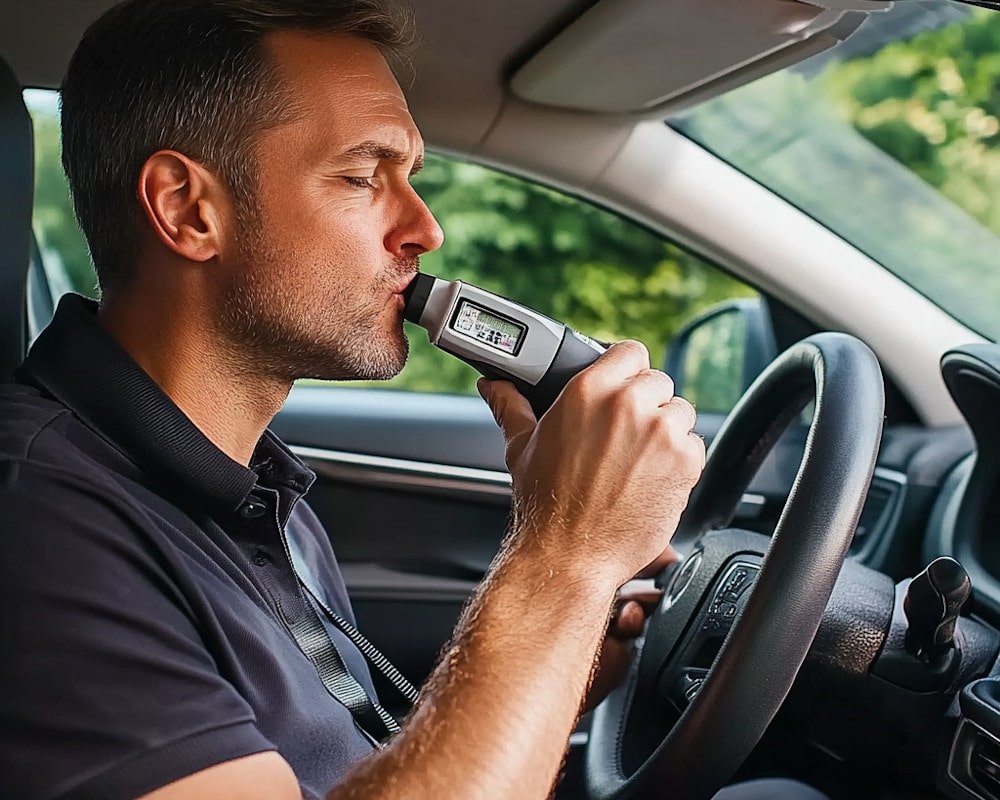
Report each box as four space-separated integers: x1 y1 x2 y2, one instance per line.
672 397 698 426
569 369 601 402
611 383 644 416
680 442 706 481
616 339 650 367
686 433 707 465
654 369 676 398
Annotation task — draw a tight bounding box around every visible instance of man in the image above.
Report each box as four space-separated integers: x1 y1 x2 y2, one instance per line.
0 1 827 798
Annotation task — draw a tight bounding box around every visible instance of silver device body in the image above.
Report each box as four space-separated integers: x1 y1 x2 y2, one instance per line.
404 273 607 416
412 277 603 386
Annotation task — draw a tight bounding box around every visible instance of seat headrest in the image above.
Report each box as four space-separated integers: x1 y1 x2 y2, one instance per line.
0 55 32 381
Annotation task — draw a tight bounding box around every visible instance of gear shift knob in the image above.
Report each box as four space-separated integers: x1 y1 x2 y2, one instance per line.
904 556 971 661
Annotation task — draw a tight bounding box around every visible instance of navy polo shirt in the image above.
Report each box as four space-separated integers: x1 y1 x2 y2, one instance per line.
0 295 380 800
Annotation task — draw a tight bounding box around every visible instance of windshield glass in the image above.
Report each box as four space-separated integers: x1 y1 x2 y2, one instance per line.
671 1 1000 340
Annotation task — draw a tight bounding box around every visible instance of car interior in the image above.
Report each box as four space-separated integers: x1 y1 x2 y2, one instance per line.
3 0 1000 798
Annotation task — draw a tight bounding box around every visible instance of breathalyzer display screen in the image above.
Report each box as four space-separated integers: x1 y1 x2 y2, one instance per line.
450 300 526 355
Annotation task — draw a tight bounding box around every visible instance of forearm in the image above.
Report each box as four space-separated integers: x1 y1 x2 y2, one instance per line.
330 535 617 800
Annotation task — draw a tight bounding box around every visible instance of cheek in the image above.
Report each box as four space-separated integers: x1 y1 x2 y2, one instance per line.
260 203 379 282
305 187 391 265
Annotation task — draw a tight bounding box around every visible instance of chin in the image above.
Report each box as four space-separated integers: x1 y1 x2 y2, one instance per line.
352 331 409 381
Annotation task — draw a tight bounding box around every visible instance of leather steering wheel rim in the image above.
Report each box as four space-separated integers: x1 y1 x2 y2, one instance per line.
585 332 885 800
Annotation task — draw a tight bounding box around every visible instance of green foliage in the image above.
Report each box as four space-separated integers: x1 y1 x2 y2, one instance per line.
821 9 1000 233
676 8 1000 340
390 157 753 396
30 112 96 297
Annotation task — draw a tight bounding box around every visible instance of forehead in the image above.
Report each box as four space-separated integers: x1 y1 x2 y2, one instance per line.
264 30 421 156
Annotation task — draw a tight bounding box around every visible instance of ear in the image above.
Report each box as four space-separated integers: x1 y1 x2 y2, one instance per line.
137 150 230 264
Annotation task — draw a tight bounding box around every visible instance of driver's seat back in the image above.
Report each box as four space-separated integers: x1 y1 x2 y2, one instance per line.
0 53 33 381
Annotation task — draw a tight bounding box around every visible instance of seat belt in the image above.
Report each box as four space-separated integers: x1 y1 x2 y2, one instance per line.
284 526 418 744
160 494 403 747
284 592 400 746
299 578 419 706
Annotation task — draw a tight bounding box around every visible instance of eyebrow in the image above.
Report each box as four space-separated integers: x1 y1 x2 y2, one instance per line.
337 140 425 175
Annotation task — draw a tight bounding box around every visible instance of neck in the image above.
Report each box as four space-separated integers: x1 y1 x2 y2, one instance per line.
97 288 291 467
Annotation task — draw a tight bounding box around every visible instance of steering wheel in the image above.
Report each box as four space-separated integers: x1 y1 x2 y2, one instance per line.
586 333 885 800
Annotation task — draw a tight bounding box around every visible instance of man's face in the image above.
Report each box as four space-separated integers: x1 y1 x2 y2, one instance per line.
214 32 443 382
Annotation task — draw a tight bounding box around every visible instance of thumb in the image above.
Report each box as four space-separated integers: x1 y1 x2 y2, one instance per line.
478 379 537 457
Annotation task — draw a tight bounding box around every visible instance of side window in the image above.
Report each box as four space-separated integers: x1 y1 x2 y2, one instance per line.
23 88 759 413
24 90 96 300
397 155 758 405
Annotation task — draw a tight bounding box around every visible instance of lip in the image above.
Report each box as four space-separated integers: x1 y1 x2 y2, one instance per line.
391 273 418 296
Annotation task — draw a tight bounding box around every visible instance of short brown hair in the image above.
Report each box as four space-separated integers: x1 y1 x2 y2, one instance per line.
61 0 415 291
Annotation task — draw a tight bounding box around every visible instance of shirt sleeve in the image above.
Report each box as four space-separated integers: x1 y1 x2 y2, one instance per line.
0 459 275 800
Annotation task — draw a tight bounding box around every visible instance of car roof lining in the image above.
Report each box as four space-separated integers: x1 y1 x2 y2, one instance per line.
0 0 890 143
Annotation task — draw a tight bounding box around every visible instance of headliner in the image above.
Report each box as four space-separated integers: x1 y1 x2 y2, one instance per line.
0 0 594 149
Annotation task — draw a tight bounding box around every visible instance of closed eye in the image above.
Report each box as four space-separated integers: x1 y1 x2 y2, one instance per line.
342 176 377 189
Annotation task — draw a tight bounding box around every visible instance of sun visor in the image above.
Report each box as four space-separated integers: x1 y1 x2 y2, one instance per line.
509 0 893 115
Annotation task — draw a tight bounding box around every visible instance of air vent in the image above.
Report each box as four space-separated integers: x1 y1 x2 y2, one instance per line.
851 471 905 554
950 719 1000 800
973 734 1000 797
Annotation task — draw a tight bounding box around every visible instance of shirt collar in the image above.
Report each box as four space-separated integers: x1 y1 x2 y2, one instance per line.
17 294 314 513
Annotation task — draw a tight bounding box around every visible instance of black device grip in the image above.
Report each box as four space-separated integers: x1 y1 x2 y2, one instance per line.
469 328 603 419
529 328 604 417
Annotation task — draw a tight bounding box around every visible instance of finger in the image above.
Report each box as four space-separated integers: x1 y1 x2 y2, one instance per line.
478 379 537 455
624 369 676 409
617 578 665 607
658 395 698 434
581 340 651 386
609 600 647 641
636 544 682 579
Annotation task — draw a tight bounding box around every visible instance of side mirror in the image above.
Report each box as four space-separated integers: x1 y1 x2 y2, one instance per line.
665 298 777 415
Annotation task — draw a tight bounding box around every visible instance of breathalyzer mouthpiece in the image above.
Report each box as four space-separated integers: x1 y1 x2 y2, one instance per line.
402 273 436 325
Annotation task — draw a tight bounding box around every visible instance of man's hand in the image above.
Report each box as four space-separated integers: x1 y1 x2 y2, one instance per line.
583 547 681 714
482 340 705 590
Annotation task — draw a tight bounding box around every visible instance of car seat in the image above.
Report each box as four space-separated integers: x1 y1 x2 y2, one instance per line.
0 53 33 381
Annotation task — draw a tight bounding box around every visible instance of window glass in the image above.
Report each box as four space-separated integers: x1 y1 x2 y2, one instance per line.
393 156 756 396
24 88 756 401
671 3 1000 340
681 309 749 415
23 89 95 298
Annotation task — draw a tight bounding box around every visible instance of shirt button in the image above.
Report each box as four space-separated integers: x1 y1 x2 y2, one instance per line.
239 499 268 519
252 548 273 567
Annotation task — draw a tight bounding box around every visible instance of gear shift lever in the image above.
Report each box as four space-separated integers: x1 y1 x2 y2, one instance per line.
904 556 971 661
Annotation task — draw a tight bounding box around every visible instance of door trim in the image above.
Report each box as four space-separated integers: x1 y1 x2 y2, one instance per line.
292 445 513 503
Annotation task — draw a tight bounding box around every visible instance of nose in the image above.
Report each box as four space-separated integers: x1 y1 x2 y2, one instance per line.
385 184 445 258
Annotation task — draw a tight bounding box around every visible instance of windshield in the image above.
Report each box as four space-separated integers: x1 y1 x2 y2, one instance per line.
671 1 1000 340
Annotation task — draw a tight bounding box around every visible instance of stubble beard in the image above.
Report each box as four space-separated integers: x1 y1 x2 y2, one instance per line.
216 217 415 384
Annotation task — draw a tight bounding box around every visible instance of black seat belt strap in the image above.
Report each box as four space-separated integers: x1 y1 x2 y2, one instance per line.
286 591 400 746
299 579 419 706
